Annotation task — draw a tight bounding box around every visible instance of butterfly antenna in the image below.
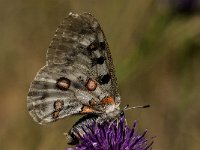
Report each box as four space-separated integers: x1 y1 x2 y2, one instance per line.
123 104 150 111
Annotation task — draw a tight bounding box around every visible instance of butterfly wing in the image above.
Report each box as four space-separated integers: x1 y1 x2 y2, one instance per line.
27 12 121 124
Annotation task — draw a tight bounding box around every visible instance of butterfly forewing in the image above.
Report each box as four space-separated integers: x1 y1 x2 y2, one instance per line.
27 12 121 124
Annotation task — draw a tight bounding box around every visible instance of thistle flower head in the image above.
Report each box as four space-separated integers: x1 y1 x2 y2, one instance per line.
67 115 153 150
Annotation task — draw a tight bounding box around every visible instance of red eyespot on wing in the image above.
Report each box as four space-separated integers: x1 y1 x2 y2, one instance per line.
56 77 71 91
52 111 60 118
85 78 97 91
54 100 64 111
52 100 64 119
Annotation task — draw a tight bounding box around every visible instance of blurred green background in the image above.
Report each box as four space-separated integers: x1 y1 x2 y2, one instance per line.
0 0 200 149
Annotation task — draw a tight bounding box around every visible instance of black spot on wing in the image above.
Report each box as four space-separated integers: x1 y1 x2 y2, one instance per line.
99 73 111 84
87 41 98 51
86 41 106 52
96 56 105 64
100 42 106 50
92 56 105 66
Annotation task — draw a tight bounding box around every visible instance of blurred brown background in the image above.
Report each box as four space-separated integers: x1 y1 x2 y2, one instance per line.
1 0 200 149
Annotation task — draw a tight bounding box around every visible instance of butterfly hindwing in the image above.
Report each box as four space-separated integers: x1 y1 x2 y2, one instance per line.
27 65 81 124
27 12 121 124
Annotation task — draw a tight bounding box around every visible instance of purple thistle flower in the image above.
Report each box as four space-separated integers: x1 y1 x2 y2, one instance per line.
66 115 153 150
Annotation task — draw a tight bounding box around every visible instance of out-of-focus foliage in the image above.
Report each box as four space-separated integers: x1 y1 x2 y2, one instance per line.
0 0 200 150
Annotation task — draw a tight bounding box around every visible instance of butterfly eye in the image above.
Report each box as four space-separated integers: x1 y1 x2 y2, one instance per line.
87 42 98 51
99 73 111 84
56 77 71 90
120 111 124 116
85 78 97 91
